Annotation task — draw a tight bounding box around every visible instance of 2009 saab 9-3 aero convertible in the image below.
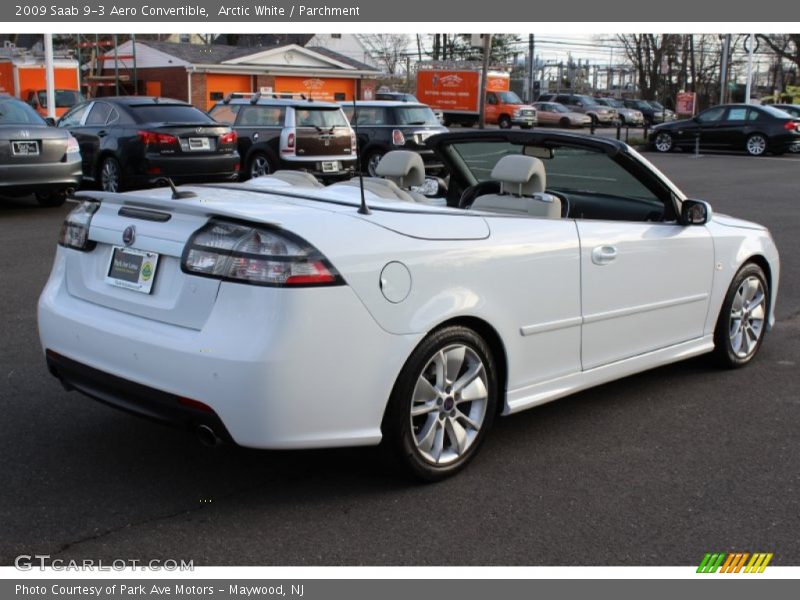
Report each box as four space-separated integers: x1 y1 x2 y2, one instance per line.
38 131 780 480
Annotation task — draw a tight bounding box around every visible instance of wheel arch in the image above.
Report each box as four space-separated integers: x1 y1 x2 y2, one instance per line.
426 315 509 414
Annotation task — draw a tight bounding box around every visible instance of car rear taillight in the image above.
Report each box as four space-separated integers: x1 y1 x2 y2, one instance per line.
138 130 179 147
58 201 99 251
282 131 296 155
350 130 357 154
219 131 237 145
182 219 344 287
392 129 406 145
66 135 80 154
783 120 799 131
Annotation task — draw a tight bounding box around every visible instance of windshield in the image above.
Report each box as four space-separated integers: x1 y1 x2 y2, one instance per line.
576 95 601 107
496 91 523 104
37 90 83 109
450 141 660 202
632 100 652 110
131 104 215 124
605 98 625 108
649 101 665 110
396 106 440 125
0 99 47 125
295 108 349 128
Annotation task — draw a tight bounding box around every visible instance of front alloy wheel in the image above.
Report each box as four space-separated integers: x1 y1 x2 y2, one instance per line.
384 326 497 481
746 133 767 156
366 151 384 177
713 263 769 368
654 132 674 152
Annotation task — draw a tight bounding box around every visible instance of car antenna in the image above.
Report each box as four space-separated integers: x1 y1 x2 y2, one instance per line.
352 93 371 215
163 177 197 200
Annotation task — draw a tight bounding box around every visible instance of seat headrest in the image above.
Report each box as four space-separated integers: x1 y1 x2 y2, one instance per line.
490 154 546 196
375 150 426 188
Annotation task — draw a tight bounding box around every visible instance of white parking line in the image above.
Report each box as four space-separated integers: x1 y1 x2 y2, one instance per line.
650 153 800 163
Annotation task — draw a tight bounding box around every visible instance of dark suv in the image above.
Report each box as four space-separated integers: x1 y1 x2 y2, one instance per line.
209 93 357 181
341 101 448 176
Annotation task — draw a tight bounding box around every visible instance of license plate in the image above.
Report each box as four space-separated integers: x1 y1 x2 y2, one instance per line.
12 141 39 156
188 137 210 151
321 161 339 173
106 246 159 294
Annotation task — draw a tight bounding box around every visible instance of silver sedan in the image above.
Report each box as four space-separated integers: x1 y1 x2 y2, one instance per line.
533 102 592 128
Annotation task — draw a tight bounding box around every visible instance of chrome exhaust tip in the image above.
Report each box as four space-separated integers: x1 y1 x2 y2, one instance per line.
197 424 221 447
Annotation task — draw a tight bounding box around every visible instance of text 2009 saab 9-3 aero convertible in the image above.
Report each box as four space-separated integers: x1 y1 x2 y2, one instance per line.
38 130 780 480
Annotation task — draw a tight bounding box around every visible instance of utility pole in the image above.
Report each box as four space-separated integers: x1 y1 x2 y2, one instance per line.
528 33 535 102
44 34 56 121
745 33 755 104
689 34 696 92
478 34 491 129
719 34 731 105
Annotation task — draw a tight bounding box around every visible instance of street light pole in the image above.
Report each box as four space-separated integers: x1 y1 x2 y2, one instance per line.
745 33 755 104
43 34 56 121
478 34 491 129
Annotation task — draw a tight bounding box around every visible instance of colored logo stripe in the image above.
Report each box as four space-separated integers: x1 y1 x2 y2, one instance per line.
697 552 773 573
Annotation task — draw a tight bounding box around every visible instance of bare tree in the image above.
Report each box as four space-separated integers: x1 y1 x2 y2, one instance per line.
361 34 410 75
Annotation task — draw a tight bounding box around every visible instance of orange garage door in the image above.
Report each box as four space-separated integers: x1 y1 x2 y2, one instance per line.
205 73 253 110
274 76 354 102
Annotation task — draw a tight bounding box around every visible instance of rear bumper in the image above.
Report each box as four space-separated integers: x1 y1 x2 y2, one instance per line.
38 247 420 449
0 157 82 194
138 152 240 184
46 349 234 443
277 156 356 180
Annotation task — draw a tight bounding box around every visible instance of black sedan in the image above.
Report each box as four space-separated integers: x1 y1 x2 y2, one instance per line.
58 96 240 192
0 95 82 206
650 103 800 156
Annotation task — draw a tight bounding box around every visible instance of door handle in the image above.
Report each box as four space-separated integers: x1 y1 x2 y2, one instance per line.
97 130 108 137
591 245 618 265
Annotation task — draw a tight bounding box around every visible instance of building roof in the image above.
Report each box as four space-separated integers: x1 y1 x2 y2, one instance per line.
306 46 376 71
213 34 315 48
115 40 379 73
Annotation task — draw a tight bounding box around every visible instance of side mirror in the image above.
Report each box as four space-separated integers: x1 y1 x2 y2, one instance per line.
681 199 712 225
44 117 56 127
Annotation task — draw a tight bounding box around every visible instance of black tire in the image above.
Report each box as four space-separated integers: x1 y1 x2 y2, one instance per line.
745 133 768 156
712 262 769 369
99 156 123 193
498 115 512 129
365 149 385 177
653 131 674 153
383 325 498 482
35 190 67 207
559 117 571 129
246 152 273 180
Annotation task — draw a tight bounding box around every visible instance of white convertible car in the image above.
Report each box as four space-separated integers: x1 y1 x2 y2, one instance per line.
38 131 779 480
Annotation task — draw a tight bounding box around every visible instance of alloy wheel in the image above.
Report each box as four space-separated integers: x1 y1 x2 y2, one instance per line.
367 152 384 177
654 132 673 152
729 276 766 359
746 134 767 156
409 344 489 465
250 154 270 178
101 159 120 193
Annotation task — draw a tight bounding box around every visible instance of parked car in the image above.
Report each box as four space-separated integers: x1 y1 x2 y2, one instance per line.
532 101 591 128
650 103 800 156
622 99 665 126
537 93 617 125
27 89 85 118
772 104 800 151
58 96 239 192
375 91 445 124
648 100 677 122
0 95 81 206
594 97 644 126
341 100 448 176
209 93 357 182
39 129 779 480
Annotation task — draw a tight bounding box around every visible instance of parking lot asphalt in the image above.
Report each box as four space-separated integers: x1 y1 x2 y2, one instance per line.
1 150 798 566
